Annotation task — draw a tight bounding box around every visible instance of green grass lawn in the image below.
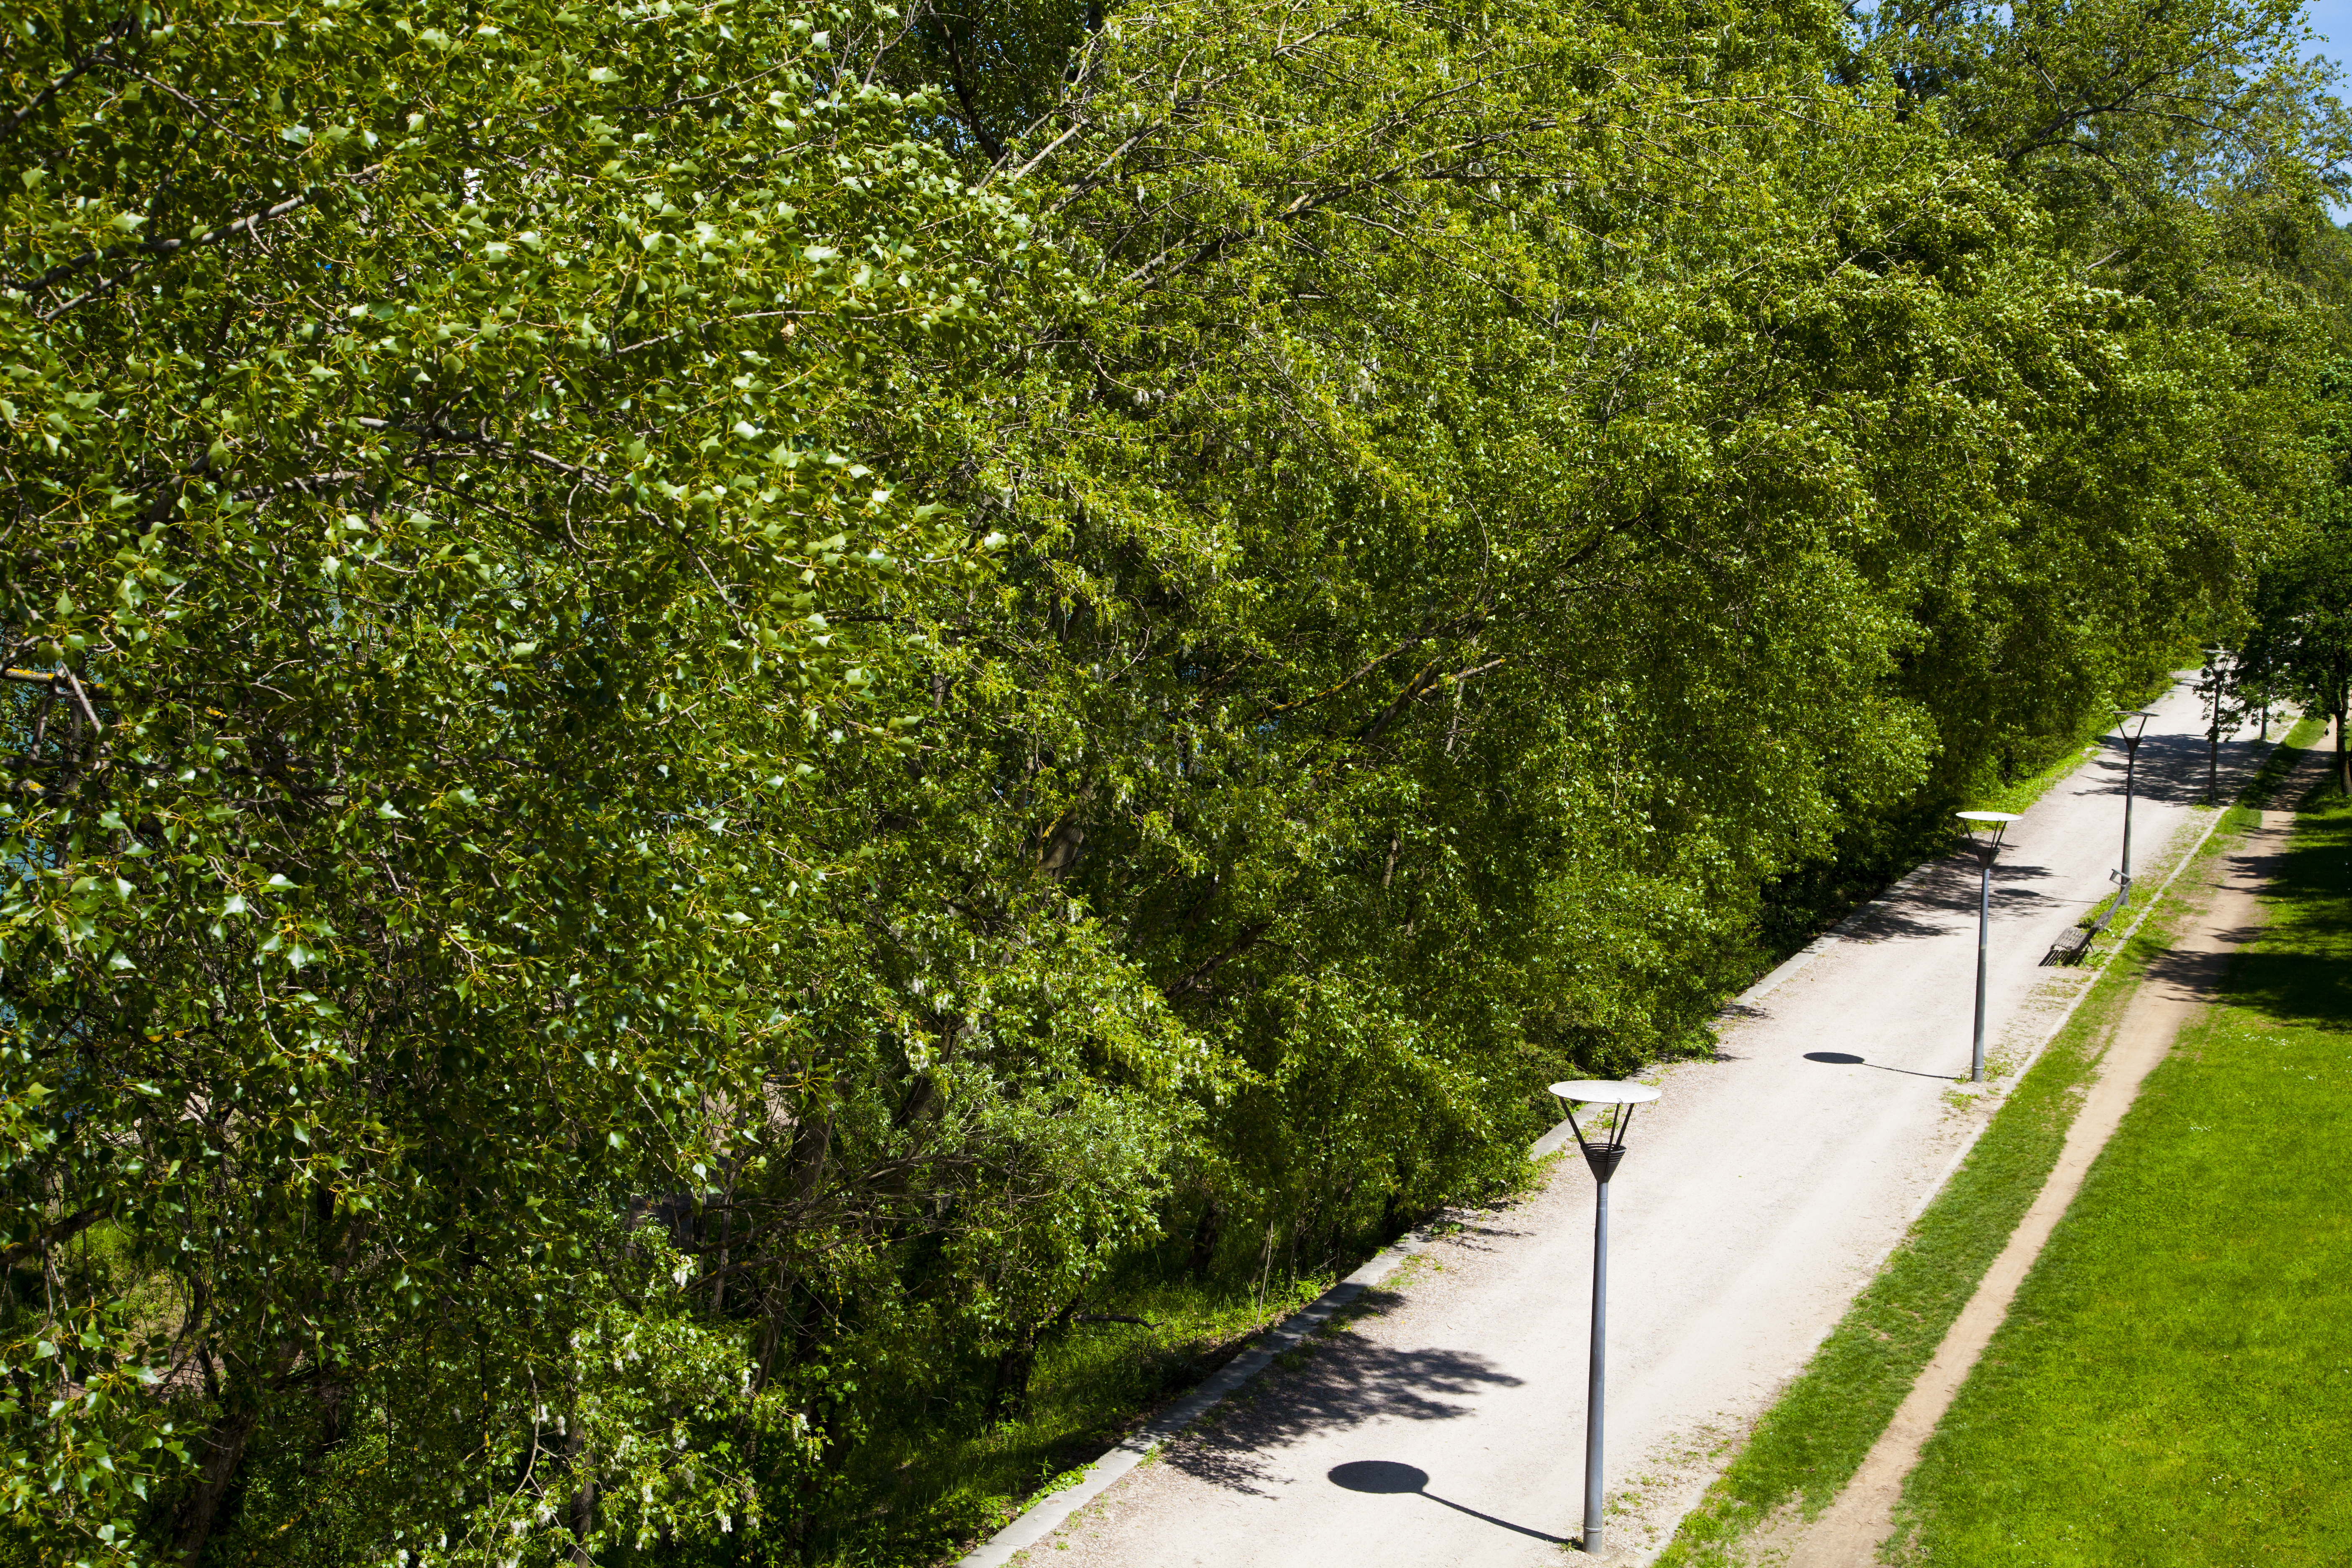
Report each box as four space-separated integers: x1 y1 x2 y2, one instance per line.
1890 782 2352 1566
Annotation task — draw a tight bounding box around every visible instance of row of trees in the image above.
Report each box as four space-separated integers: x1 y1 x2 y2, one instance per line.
2244 361 2352 792
3 0 2345 1562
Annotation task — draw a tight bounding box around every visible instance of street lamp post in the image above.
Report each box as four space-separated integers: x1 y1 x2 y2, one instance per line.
2110 709 2156 915
1549 1078 1660 1558
1956 812 2020 1083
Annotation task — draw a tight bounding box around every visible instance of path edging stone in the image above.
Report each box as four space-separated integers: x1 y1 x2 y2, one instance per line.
952 1196 1473 1565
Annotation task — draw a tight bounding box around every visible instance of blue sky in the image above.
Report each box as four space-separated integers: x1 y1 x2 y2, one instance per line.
2308 0 2352 72
2300 2 2352 214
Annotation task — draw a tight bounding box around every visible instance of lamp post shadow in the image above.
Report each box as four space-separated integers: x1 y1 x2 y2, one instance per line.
1326 1461 1571 1547
1802 1050 1960 1083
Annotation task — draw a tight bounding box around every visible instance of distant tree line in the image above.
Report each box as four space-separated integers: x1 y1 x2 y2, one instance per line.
1 0 2344 1562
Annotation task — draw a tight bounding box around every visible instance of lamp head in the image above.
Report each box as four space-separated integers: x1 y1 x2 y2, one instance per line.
2112 708 2157 742
1956 810 2021 856
1549 1080 1660 1181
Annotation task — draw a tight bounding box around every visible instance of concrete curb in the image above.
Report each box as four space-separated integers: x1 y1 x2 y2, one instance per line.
1896 793 2237 1228
956 900 1844 1568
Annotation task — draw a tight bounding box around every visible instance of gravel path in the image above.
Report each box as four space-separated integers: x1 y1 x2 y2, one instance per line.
1025 681 2268 1566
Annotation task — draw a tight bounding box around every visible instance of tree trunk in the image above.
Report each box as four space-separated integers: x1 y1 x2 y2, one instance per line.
2338 707 2348 796
984 1343 1037 1422
173 1402 260 1567
567 1418 597 1566
1187 1199 1222 1278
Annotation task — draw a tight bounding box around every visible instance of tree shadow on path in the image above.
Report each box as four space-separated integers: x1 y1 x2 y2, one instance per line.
2074 731 2271 808
1156 1312 1522 1497
1838 858 2069 944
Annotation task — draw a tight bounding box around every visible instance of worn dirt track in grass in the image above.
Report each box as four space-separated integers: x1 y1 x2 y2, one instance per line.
1783 754 2318 1568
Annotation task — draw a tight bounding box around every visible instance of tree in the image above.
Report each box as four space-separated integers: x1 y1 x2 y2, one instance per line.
2244 521 2352 791
2244 363 2352 794
4 0 2348 1559
0 2 1197 1562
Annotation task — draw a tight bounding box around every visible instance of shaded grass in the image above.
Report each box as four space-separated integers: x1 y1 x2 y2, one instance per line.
816 1163 1555 1566
1654 717 2324 1568
1888 767 2352 1565
1973 737 2105 820
807 1270 1339 1566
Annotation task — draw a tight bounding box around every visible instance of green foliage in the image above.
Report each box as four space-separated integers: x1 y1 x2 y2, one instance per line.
2244 361 2352 791
0 1 1182 1562
0 0 2344 1560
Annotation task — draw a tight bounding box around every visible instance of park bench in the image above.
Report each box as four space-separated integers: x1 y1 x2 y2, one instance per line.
2045 884 2123 965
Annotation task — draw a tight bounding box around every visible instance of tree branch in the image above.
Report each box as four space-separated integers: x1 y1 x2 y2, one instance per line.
21 165 382 299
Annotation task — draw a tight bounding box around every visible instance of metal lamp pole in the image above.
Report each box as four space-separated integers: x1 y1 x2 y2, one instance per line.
1955 812 2019 1083
2111 709 2156 915
1550 1079 1661 1557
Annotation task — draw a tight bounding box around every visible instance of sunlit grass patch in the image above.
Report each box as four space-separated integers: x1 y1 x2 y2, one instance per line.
1888 779 2352 1566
